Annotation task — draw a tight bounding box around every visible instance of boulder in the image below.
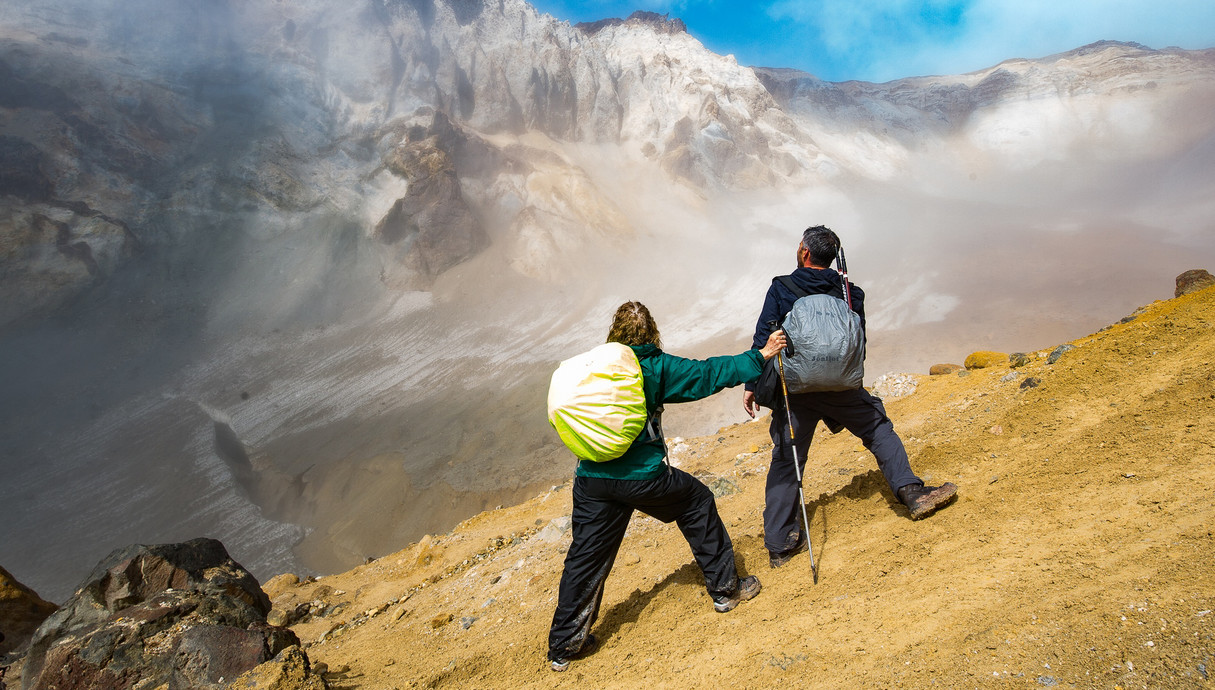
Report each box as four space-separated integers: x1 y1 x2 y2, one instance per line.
0 567 58 657
1008 352 1032 368
964 351 1008 370
1175 269 1215 297
17 538 310 690
929 363 963 375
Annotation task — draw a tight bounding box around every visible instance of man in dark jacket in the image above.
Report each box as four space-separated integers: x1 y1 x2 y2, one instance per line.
743 226 957 568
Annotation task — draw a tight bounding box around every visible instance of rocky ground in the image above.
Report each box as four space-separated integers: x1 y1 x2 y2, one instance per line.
253 285 1215 689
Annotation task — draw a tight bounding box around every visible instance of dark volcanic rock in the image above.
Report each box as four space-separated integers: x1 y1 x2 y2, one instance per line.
377 113 486 278
16 538 319 690
0 137 54 202
0 567 58 657
1175 269 1215 297
1047 344 1075 365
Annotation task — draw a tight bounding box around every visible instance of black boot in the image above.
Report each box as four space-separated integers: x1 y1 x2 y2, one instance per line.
768 530 808 568
897 482 958 520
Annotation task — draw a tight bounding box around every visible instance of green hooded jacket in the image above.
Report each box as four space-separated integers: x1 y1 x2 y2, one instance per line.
574 344 765 481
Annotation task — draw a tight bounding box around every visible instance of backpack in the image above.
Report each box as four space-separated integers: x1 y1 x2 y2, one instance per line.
547 342 650 462
775 275 865 393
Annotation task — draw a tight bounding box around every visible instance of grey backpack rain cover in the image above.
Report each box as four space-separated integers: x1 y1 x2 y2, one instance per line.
780 291 866 393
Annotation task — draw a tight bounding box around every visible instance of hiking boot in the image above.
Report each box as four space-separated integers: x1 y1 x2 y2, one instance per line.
550 633 598 672
768 532 808 568
897 482 958 520
712 575 762 613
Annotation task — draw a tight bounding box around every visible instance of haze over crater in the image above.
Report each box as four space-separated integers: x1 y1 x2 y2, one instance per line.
1 0 1212 601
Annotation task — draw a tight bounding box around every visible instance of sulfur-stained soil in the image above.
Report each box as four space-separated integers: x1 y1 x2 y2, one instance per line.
264 285 1215 689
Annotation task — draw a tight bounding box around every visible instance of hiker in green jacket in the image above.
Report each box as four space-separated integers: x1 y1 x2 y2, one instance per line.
547 301 786 672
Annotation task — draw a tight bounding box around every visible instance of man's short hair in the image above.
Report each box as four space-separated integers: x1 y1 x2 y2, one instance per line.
801 225 841 267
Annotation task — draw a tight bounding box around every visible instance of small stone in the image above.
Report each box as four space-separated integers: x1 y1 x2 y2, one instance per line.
1008 352 1032 368
1001 371 1021 383
964 351 1008 369
1019 377 1041 390
929 363 963 375
266 608 291 627
429 614 453 629
1046 344 1075 365
706 477 739 497
989 425 1003 435
536 516 573 543
460 616 477 629
872 373 917 399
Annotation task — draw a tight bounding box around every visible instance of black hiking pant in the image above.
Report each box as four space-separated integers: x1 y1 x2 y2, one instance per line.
547 468 740 661
764 388 920 553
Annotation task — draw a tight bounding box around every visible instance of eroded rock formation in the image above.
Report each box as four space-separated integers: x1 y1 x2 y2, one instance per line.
13 538 323 690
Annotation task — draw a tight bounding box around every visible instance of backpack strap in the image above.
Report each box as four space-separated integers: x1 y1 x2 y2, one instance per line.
775 275 810 298
642 405 672 473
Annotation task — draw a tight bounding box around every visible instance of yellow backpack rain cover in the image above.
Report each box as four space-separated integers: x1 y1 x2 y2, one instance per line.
547 342 647 462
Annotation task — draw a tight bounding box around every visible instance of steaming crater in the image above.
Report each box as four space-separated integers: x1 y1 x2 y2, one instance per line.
0 0 1212 601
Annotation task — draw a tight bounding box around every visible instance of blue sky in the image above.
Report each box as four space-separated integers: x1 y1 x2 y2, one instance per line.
528 0 1215 82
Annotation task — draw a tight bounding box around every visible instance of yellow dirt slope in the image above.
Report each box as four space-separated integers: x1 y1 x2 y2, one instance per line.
266 285 1215 689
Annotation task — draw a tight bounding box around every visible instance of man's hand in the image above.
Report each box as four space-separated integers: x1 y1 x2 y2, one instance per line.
743 389 758 418
759 329 786 360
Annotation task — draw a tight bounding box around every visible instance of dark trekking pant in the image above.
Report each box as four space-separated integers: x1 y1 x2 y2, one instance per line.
764 388 920 552
547 468 739 661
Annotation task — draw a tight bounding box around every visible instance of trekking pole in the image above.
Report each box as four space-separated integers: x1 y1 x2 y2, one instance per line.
776 351 819 584
835 244 852 311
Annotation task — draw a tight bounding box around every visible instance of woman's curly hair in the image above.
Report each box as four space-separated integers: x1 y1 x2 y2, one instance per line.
606 301 662 349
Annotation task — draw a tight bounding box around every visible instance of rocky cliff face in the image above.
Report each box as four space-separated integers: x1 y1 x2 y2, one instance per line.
4 2 1211 323
1 0 1213 603
0 0 832 326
